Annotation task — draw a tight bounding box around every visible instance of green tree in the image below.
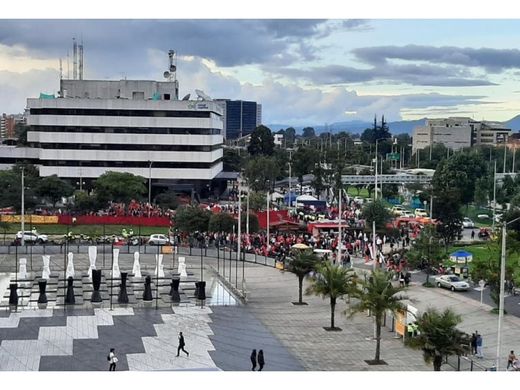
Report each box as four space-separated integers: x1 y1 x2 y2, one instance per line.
293 147 318 193
173 205 211 233
0 221 9 244
154 191 179 210
287 250 322 305
406 225 444 285
72 190 100 213
15 122 28 146
223 148 244 172
306 262 357 330
244 157 280 192
208 212 236 233
407 308 469 371
94 171 146 205
349 270 406 364
285 127 296 147
247 125 275 156
241 212 259 233
0 168 38 212
302 127 316 138
248 191 267 211
434 189 463 248
310 163 327 200
474 177 489 208
36 175 74 207
362 199 391 230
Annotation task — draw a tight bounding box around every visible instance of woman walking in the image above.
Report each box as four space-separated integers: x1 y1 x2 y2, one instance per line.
108 348 118 371
250 349 257 371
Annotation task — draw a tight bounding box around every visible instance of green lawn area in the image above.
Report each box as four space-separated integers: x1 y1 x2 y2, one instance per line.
346 187 371 198
462 205 494 227
446 242 520 270
0 223 167 238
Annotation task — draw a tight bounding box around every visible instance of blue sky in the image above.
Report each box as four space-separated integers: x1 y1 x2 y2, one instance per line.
1 18 520 126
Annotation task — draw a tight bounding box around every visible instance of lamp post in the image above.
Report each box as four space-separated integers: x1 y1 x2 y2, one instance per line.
492 161 497 231
148 160 152 217
373 138 385 271
266 181 270 251
338 188 342 266
21 167 25 247
496 216 520 370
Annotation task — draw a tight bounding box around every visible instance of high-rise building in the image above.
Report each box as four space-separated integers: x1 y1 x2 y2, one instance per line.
0 113 20 139
215 99 262 140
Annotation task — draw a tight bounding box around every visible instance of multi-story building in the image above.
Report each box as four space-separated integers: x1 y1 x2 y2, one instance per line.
412 117 512 153
0 78 224 193
215 99 262 140
0 113 23 139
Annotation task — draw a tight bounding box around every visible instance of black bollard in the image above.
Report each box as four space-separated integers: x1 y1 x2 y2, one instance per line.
65 276 75 304
143 275 153 301
37 280 48 304
8 283 18 306
195 281 206 300
91 269 102 303
170 277 181 303
118 272 129 304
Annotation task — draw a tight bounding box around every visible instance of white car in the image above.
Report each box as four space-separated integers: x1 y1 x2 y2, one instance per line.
353 196 364 205
391 206 406 216
402 212 415 218
148 234 171 245
462 217 475 229
414 208 428 217
435 275 469 291
15 231 48 244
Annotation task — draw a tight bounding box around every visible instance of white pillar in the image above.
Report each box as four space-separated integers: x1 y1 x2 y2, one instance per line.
496 223 507 370
338 188 342 265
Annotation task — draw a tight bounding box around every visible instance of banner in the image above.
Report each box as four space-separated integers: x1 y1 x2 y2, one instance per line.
58 215 171 226
0 215 59 224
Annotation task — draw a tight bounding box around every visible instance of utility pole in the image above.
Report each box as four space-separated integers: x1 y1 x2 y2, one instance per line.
493 161 497 231
148 160 152 217
338 188 342 266
503 144 507 174
21 167 25 246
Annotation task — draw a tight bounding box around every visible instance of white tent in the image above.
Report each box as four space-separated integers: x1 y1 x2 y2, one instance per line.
296 194 318 202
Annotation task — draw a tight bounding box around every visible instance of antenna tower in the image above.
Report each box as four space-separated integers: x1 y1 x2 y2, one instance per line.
72 38 77 80
78 40 84 80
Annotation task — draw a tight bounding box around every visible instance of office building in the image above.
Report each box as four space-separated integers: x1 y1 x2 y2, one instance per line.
215 99 262 140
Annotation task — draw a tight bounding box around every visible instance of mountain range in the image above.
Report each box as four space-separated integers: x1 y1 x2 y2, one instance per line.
267 115 520 136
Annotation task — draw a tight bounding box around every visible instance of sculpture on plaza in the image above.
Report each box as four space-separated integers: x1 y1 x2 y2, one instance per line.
65 276 75 304
66 252 75 279
91 269 102 303
41 255 51 279
169 277 181 303
37 280 48 304
118 272 129 304
132 251 142 278
195 281 206 301
88 246 97 279
155 254 165 278
178 257 188 278
112 248 120 278
8 283 18 306
19 258 28 280
143 275 153 301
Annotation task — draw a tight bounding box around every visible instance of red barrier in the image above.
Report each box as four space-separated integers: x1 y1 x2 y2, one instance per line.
257 210 290 229
58 215 171 226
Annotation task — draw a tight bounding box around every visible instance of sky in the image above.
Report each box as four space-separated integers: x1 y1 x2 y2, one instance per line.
1 17 520 126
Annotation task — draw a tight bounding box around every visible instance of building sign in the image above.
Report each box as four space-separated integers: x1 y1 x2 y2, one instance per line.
386 153 400 161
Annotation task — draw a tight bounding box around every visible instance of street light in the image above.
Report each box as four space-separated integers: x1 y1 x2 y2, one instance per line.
372 138 386 271
21 167 25 247
496 215 520 370
148 160 153 217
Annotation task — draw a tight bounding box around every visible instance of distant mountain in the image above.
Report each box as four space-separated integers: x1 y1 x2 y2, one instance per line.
505 115 520 131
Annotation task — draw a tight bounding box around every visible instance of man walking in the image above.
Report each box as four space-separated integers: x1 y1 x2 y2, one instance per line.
257 350 265 371
250 349 257 371
176 332 189 357
476 333 483 358
507 350 516 370
108 348 118 371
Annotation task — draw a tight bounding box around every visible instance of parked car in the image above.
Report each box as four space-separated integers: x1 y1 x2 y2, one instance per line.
414 208 428 217
478 227 491 240
391 206 406 216
402 211 415 218
462 217 475 229
353 196 365 205
15 231 48 244
435 275 469 291
148 234 171 245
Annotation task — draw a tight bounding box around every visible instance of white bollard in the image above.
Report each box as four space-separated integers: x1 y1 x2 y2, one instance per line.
155 254 165 278
88 246 97 279
19 258 28 279
132 252 142 278
112 248 120 278
66 252 74 279
42 255 51 279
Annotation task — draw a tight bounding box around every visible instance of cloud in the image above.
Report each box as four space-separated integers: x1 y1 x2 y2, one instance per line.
353 45 520 73
341 19 372 31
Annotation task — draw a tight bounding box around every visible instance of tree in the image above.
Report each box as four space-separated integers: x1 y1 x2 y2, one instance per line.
407 308 469 371
349 270 405 364
72 190 100 213
292 147 318 193
362 200 391 230
248 191 267 211
0 221 9 244
244 157 280 192
434 189 463 248
302 127 316 138
15 122 28 146
94 171 146 205
287 250 322 305
209 212 236 233
310 163 327 199
306 262 356 330
285 127 296 147
247 125 275 156
223 148 244 172
173 206 211 233
241 212 259 233
406 225 444 285
36 175 74 207
0 168 38 212
474 177 489 208
154 191 179 210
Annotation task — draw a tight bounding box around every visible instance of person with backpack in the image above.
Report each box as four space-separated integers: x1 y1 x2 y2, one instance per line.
176 332 189 357
257 350 265 371
107 348 118 371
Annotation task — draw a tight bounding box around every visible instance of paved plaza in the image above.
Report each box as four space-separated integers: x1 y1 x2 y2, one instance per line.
0 250 518 371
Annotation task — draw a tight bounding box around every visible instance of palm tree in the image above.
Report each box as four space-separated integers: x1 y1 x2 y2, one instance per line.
349 270 405 364
407 308 469 371
306 262 356 330
287 250 322 305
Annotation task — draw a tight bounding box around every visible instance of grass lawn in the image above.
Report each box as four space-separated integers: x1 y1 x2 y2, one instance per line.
462 205 497 227
346 187 371 198
0 223 168 238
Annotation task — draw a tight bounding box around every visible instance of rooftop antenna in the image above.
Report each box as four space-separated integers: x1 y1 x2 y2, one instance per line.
72 37 77 80
163 49 177 82
59 58 63 80
67 51 70 79
78 39 84 80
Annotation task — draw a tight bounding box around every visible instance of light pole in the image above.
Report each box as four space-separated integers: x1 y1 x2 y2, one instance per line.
21 167 25 246
148 160 152 217
288 149 293 211
496 216 520 370
373 138 385 270
266 181 270 251
492 161 497 231
337 188 342 266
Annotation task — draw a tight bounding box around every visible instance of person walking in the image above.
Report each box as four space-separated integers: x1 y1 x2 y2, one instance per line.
257 350 265 371
470 333 477 355
507 350 516 370
176 332 189 357
250 349 257 371
108 348 118 371
476 333 483 358
471 230 475 240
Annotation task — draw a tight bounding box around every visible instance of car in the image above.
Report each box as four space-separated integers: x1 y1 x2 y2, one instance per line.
15 231 48 244
462 217 475 229
402 211 415 218
478 227 491 240
435 275 469 291
353 196 365 205
391 206 406 216
147 234 171 245
414 208 428 217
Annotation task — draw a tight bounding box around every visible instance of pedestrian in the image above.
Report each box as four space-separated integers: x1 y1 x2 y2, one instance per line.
404 272 411 287
476 334 483 358
507 350 516 370
108 348 118 371
257 349 265 371
471 230 475 240
176 331 189 357
470 333 477 355
250 349 257 371
399 272 405 288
